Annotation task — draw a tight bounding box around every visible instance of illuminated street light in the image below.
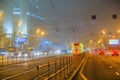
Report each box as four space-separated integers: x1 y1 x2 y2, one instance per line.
0 11 4 16
0 10 4 25
101 30 106 35
117 30 120 33
17 31 21 36
89 39 93 48
36 28 45 36
0 13 2 16
34 28 45 51
98 40 100 44
98 39 102 44
90 40 93 43
36 28 40 34
18 20 23 26
41 31 45 36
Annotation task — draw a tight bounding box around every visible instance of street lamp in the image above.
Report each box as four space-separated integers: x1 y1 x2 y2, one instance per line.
98 39 102 44
117 29 120 39
100 30 107 48
35 28 45 51
0 12 2 16
13 20 23 47
18 20 23 27
0 10 4 27
36 28 40 34
41 31 45 36
0 10 3 16
89 39 93 48
117 30 120 33
101 30 106 35
36 28 45 36
97 39 103 48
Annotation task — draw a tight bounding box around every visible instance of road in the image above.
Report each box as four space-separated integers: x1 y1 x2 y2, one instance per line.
0 54 68 80
2 53 120 80
79 54 120 80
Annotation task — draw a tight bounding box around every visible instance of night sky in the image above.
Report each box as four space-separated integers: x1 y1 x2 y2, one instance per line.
38 0 120 45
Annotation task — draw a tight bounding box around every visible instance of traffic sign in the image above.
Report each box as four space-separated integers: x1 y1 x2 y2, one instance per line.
7 47 15 52
0 48 6 52
27 47 33 51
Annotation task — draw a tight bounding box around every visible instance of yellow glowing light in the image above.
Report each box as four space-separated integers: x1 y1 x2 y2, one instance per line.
36 29 40 34
90 40 93 43
41 31 45 36
18 32 21 35
117 30 120 33
98 40 101 43
0 11 4 16
101 30 105 35
18 21 23 26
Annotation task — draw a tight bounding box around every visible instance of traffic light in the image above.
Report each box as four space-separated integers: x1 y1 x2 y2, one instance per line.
91 15 96 20
112 14 117 19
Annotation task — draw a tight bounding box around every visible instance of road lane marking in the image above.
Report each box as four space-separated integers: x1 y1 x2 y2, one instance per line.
109 66 112 69
80 57 88 80
0 66 29 73
68 57 87 80
2 68 36 80
106 62 108 64
0 67 19 73
2 56 68 80
115 72 120 76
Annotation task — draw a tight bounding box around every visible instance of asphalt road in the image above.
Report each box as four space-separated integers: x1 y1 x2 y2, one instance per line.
80 54 120 80
0 55 68 80
2 53 120 80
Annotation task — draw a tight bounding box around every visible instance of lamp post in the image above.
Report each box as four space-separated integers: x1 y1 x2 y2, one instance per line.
117 29 120 50
89 39 93 48
0 10 4 32
35 28 45 51
41 31 45 36
13 20 23 47
100 30 108 49
117 29 120 38
97 39 102 48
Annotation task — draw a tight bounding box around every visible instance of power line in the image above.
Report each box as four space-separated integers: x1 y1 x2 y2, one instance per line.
49 0 64 21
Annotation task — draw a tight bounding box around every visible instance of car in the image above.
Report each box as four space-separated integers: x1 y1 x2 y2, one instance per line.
105 51 112 56
98 50 105 55
111 50 119 56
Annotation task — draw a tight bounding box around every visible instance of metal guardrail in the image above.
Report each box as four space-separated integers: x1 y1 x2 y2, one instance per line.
0 53 39 66
68 56 88 80
0 53 62 66
35 54 85 80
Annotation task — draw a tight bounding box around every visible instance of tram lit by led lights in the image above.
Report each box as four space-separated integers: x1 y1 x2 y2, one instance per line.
72 43 83 55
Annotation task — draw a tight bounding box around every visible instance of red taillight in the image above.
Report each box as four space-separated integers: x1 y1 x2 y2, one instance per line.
112 50 118 54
